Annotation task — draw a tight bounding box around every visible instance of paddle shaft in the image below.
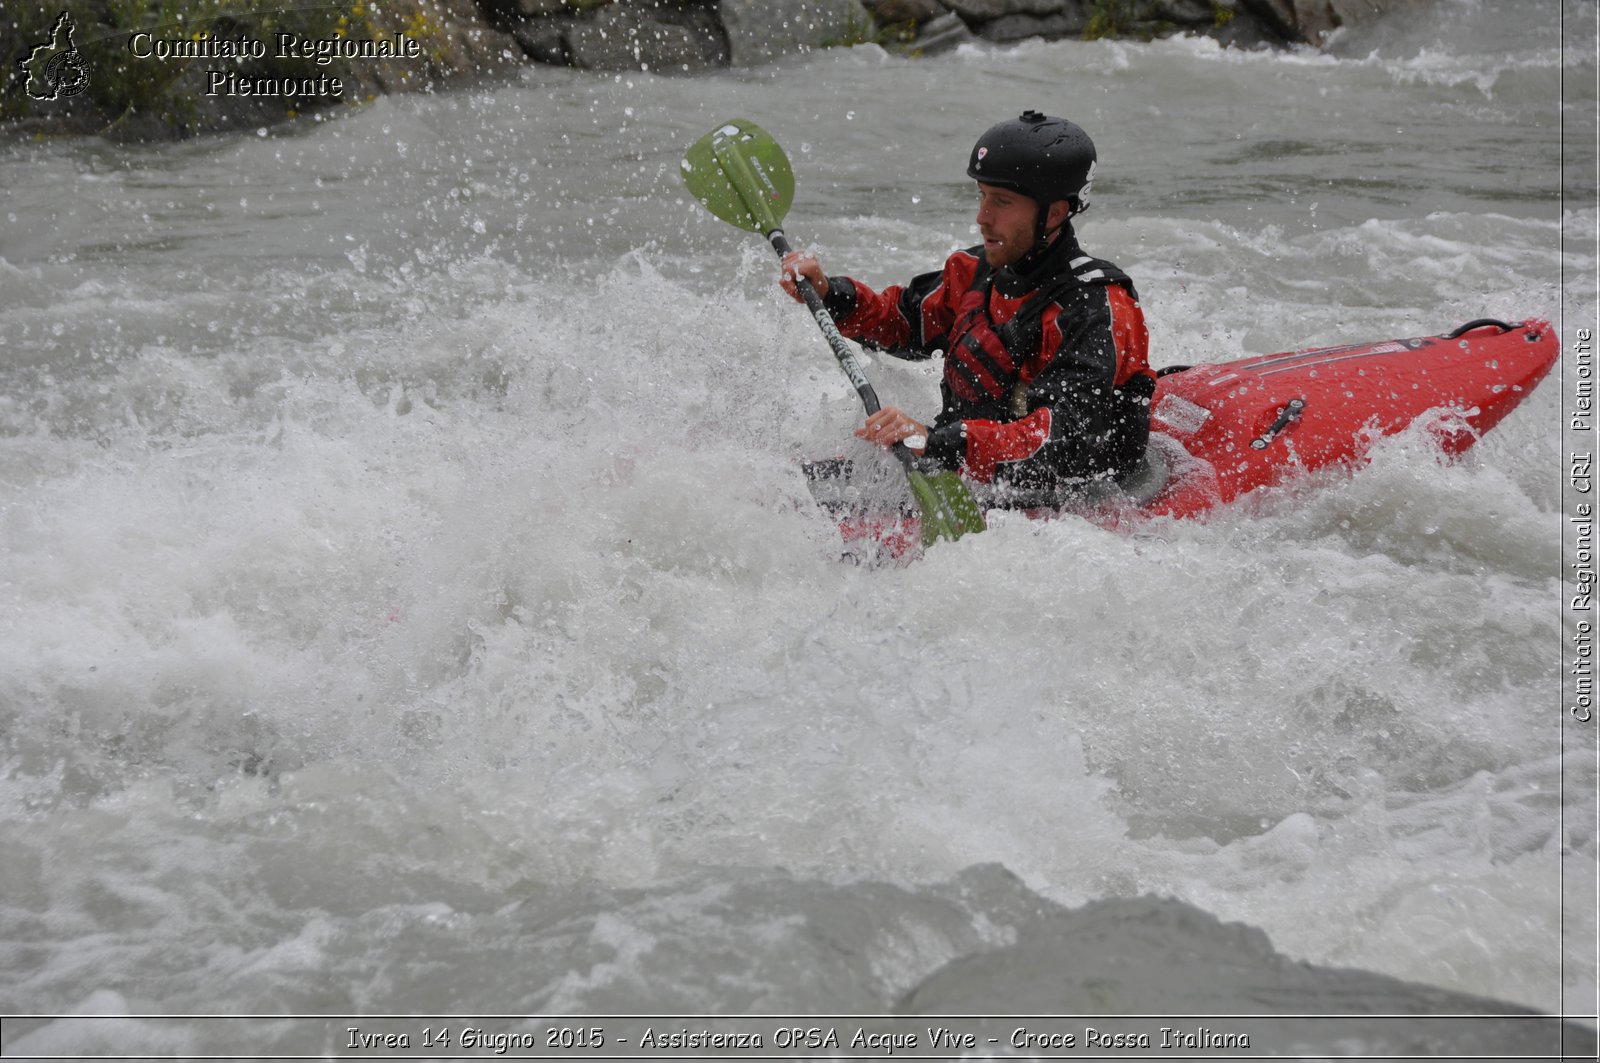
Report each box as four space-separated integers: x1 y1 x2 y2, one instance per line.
686 118 982 545
768 230 923 472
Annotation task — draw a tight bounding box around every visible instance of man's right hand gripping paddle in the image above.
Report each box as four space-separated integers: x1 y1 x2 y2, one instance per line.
680 119 985 549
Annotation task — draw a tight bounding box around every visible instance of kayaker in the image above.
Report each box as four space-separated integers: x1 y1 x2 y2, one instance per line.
781 111 1155 504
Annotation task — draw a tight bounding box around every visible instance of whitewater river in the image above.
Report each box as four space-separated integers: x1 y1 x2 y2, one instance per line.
2 0 1596 1055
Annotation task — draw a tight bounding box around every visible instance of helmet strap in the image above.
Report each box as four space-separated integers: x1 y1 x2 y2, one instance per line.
1017 200 1070 271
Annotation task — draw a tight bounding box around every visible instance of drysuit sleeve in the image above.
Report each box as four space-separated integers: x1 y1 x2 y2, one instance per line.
820 250 981 359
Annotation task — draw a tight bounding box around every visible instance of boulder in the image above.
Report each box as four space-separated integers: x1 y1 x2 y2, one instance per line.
718 0 876 65
477 0 609 22
861 0 950 26
1148 0 1220 24
561 1 727 71
513 0 611 14
339 0 523 95
1241 0 1301 37
511 23 571 63
1306 0 1406 41
1239 0 1409 44
909 10 980 52
978 8 1088 42
1208 8 1284 47
511 1 728 72
942 0 1066 19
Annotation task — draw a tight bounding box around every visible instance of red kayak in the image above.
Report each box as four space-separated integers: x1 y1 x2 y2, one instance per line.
820 318 1557 557
1140 316 1557 519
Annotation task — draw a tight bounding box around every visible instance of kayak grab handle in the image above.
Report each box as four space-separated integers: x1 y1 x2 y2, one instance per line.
1445 318 1520 338
1251 398 1306 450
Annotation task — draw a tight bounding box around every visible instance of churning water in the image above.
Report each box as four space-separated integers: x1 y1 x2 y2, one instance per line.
1 0 1596 1054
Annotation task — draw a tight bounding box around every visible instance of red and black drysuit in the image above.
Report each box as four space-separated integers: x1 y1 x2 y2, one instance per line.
822 231 1154 504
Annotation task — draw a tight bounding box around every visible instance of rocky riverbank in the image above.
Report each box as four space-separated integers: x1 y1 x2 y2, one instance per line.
482 0 1422 72
3 0 1421 141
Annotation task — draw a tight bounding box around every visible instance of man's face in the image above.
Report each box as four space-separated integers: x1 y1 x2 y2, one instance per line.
975 183 1041 268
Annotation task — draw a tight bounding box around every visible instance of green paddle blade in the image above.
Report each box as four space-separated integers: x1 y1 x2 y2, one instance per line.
910 468 988 546
680 119 794 234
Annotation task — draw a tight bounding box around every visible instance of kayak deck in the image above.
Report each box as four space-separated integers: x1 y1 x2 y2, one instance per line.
1142 318 1557 520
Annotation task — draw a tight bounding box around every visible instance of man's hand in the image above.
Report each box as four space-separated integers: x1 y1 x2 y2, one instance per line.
857 406 928 455
780 251 829 302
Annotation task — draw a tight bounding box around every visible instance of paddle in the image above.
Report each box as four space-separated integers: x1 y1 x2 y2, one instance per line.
680 118 986 548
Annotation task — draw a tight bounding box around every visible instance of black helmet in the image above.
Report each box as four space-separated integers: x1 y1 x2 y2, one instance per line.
967 110 1097 213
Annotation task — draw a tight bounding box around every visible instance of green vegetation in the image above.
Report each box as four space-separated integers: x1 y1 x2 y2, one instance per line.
1083 0 1136 39
1083 0 1174 41
818 7 888 49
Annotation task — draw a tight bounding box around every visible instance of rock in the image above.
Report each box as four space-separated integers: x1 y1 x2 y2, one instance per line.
718 0 875 65
1149 0 1219 24
515 0 611 15
510 23 571 64
978 8 1088 42
338 0 523 97
562 1 726 71
1239 0 1408 44
1239 0 1297 36
476 0 609 22
1303 0 1399 42
907 10 979 52
942 0 1067 19
512 1 728 72
1209 9 1282 47
861 0 951 27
